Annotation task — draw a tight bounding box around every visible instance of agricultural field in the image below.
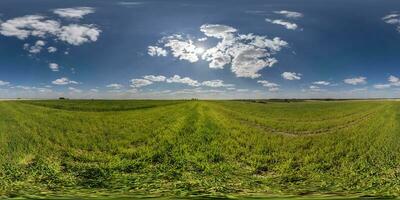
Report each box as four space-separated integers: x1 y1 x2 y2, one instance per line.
0 100 400 199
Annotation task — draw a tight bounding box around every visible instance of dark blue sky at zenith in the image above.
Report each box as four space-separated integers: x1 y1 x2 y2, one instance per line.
1 0 400 99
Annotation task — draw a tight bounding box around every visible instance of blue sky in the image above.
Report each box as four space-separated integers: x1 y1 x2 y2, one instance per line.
1 0 400 99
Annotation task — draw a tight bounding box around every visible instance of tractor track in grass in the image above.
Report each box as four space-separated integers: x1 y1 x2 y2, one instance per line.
208 101 383 137
210 102 383 124
235 110 379 137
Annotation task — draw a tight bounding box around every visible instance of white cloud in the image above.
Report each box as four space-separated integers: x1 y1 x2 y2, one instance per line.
166 75 200 87
202 25 287 78
313 81 330 85
47 46 57 53
274 10 303 19
49 63 60 72
389 75 400 86
257 80 279 91
106 83 123 89
343 76 367 85
257 80 279 88
0 15 60 39
162 34 201 63
198 37 207 41
130 79 153 88
201 80 234 88
309 85 325 92
143 75 166 82
52 77 78 85
372 75 400 89
23 40 46 54
57 24 101 45
152 24 288 79
0 80 10 86
0 15 101 46
68 87 82 93
53 7 95 19
282 72 302 80
383 13 400 32
200 24 237 39
266 19 298 30
373 84 391 89
148 46 167 56
90 89 99 92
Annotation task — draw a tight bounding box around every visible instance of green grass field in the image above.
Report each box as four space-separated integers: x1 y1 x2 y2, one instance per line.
1 100 400 199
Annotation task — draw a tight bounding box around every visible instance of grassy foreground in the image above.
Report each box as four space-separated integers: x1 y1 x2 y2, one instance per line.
0 100 400 199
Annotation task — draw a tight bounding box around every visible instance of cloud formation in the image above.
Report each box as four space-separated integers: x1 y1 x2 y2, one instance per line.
343 76 367 85
52 77 78 85
106 83 123 89
23 40 46 54
148 46 167 56
150 24 288 78
201 80 234 88
274 10 303 19
313 81 330 85
130 79 153 88
143 75 166 82
0 15 101 46
383 13 400 32
257 80 279 91
166 75 200 86
53 7 95 19
266 19 298 30
49 63 59 72
282 72 302 80
373 75 400 89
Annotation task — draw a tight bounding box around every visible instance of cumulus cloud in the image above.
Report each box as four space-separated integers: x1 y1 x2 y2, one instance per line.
201 80 234 88
148 46 167 56
0 80 10 86
389 75 400 86
53 7 95 19
0 15 101 46
0 15 60 39
161 34 202 63
282 72 302 80
373 75 400 89
106 83 123 89
130 79 153 88
313 81 330 85
23 40 46 54
47 46 57 53
266 19 298 30
143 75 166 82
343 76 367 85
274 10 303 19
49 63 59 72
57 24 101 45
150 24 288 78
166 75 200 87
52 77 78 85
257 80 279 91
